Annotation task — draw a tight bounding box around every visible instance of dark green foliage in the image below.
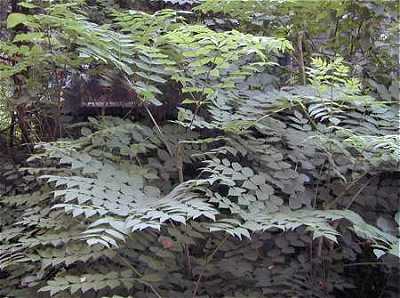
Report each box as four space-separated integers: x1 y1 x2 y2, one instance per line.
0 1 399 298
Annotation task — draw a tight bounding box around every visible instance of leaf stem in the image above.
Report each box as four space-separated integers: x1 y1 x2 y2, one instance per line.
192 234 229 298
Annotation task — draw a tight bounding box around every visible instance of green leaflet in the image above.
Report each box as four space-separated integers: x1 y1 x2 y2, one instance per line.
0 2 399 297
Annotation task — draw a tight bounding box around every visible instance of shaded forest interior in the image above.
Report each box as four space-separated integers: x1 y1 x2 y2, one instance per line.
0 1 399 298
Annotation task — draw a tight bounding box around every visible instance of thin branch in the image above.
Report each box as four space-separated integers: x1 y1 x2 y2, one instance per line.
145 105 173 156
117 254 163 298
325 172 368 209
187 56 217 132
345 177 373 209
192 234 229 298
297 31 306 85
176 142 184 183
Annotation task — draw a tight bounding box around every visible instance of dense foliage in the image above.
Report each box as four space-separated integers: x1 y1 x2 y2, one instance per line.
0 1 398 298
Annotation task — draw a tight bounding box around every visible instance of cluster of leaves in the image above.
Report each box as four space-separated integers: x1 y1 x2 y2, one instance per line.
0 79 12 133
0 1 399 298
197 0 399 91
1 112 398 297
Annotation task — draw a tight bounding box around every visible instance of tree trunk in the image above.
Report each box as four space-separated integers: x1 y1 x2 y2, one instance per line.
0 0 9 40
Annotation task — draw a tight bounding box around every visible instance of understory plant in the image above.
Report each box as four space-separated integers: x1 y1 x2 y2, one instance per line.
0 1 399 298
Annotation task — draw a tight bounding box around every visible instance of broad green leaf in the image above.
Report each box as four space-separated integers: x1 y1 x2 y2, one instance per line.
7 13 28 29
